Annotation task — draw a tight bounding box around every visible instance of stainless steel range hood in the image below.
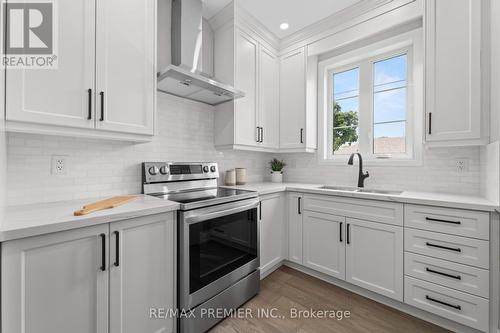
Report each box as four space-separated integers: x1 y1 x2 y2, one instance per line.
157 0 244 106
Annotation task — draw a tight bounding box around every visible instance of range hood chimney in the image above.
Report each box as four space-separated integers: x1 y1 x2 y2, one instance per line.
157 0 244 106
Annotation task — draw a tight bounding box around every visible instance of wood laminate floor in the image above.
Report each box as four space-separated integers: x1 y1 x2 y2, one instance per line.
210 266 450 333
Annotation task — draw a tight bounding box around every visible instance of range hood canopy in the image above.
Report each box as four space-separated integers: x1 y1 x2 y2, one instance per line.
157 0 244 106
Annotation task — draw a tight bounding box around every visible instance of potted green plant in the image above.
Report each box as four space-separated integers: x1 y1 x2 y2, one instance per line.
269 158 286 183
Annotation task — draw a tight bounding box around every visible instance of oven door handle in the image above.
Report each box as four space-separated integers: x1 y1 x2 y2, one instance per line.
183 199 260 224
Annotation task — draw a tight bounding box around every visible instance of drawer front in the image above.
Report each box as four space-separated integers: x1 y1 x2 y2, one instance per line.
405 205 489 240
303 195 403 226
405 252 489 298
404 276 488 331
405 228 489 269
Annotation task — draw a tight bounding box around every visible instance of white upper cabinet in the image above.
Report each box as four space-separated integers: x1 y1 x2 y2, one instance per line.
214 22 280 151
5 0 155 141
233 29 259 146
279 47 317 152
95 0 155 135
425 0 485 145
258 46 280 149
6 0 96 130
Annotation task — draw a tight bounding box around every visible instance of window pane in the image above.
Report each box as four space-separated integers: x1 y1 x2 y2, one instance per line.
373 121 406 154
373 54 407 155
374 54 407 88
333 68 359 155
373 88 406 123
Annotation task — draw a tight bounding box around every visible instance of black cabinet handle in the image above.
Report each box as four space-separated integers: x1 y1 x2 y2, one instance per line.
346 224 350 244
113 231 120 267
425 267 461 280
339 222 343 242
256 127 260 142
99 91 104 121
298 197 301 215
428 112 432 135
260 127 264 143
425 295 461 310
100 233 106 271
259 201 262 220
425 242 462 252
425 217 461 225
300 128 304 143
87 89 92 120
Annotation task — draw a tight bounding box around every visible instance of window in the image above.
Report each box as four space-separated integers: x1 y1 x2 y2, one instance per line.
319 31 422 165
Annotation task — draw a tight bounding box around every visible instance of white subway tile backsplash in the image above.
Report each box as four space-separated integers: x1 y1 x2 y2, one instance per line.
5 93 482 205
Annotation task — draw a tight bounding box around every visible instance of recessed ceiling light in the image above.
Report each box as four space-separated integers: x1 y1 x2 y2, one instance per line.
280 23 289 30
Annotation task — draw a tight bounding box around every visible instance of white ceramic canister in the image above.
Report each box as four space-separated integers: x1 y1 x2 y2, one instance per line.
235 168 247 185
224 169 236 186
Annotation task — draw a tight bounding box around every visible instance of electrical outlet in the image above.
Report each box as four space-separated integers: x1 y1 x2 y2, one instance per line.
51 155 68 175
455 159 469 173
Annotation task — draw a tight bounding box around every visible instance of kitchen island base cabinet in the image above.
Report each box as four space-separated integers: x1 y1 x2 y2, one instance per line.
1 212 175 333
259 193 286 278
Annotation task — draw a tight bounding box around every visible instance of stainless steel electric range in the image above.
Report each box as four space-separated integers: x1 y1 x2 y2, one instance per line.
142 162 260 333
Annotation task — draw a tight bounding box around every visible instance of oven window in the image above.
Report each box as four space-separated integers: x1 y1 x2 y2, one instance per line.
189 208 258 294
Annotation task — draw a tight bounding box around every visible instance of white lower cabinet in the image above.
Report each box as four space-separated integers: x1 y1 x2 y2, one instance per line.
1 212 175 333
109 214 175 333
259 193 286 277
294 195 404 302
287 192 303 264
345 218 403 301
303 211 345 280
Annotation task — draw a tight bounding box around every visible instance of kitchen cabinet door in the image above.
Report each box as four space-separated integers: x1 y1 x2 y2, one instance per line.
288 192 304 264
2 224 109 333
95 0 155 135
258 46 280 149
280 48 306 149
6 0 95 129
303 211 346 280
345 218 403 301
109 213 175 333
425 0 483 144
233 29 259 146
260 193 285 277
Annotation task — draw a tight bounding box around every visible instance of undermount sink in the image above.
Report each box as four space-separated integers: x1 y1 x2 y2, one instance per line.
319 185 402 195
357 188 403 195
320 185 360 192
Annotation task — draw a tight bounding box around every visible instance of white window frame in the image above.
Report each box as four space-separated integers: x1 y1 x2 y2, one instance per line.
318 29 423 166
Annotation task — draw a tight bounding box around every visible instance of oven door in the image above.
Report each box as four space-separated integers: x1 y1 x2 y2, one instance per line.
179 198 259 309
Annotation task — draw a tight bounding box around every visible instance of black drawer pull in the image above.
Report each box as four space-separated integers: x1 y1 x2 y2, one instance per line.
99 91 105 121
425 242 462 252
425 295 461 310
297 197 301 215
87 88 92 120
113 231 120 267
426 217 461 225
100 233 106 271
339 222 343 242
300 128 304 143
426 267 461 280
428 112 432 135
346 224 350 244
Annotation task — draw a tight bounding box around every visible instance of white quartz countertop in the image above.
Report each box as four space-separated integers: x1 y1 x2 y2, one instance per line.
222 182 499 212
0 195 179 242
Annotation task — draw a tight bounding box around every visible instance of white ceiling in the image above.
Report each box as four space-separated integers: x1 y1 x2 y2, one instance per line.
202 0 363 39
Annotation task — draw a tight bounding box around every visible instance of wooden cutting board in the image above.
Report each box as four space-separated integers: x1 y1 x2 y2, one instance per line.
74 195 137 216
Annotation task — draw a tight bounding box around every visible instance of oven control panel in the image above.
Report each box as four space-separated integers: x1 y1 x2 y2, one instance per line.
142 162 219 183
